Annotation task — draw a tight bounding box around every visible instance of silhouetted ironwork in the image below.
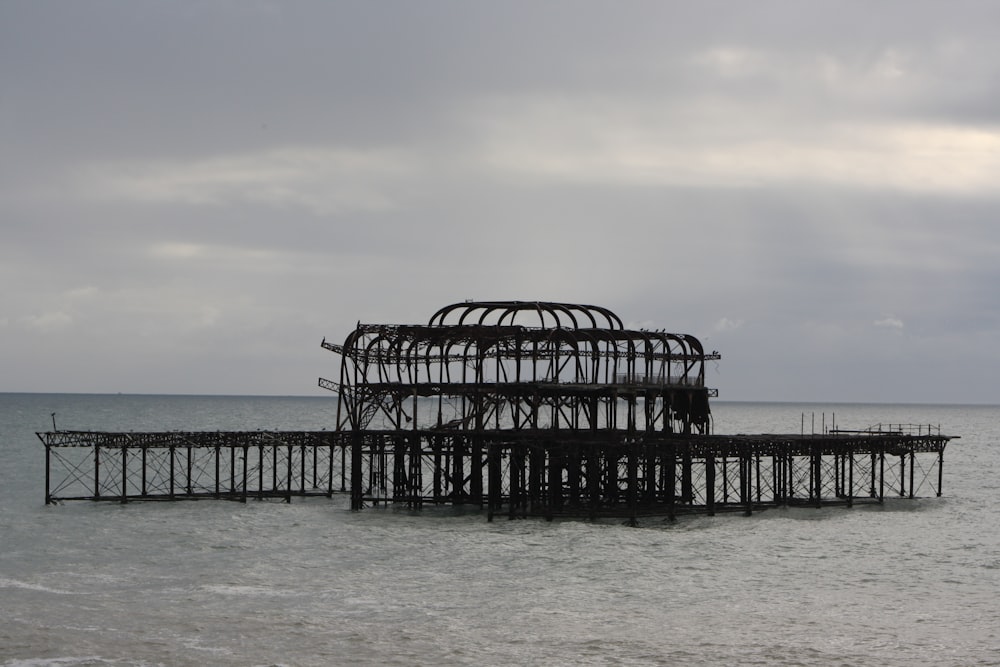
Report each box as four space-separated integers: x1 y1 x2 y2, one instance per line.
39 430 347 503
314 301 952 521
39 301 955 523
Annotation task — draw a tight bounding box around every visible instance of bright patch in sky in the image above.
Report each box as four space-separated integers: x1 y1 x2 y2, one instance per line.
81 147 412 214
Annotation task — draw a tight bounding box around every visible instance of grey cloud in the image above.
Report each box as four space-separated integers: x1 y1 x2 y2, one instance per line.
4 1 1000 401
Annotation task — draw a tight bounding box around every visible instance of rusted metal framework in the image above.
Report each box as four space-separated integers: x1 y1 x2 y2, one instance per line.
317 301 952 521
37 300 955 523
39 430 347 504
38 426 951 518
322 301 718 435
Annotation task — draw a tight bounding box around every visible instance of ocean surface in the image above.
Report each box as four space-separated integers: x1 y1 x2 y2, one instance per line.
1 393 998 666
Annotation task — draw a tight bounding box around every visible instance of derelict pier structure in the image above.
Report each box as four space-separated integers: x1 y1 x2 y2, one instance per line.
40 301 954 522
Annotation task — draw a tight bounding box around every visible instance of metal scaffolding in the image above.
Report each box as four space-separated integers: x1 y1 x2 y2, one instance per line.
317 301 953 521
38 300 955 522
40 430 347 504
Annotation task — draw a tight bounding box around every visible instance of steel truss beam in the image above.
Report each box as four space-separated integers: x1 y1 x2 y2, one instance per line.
340 429 950 522
39 431 348 504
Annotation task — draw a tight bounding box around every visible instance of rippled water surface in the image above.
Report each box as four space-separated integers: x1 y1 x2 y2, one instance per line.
2 395 998 666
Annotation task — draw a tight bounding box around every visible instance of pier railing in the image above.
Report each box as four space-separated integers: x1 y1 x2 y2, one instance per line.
830 423 945 437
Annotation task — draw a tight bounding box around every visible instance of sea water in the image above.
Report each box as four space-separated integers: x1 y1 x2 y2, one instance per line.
1 394 998 666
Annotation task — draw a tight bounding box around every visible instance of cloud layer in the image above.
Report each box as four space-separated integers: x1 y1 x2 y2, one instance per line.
4 1 1000 403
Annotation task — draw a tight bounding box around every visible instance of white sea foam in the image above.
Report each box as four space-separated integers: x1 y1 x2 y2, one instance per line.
2 658 104 667
0 578 74 595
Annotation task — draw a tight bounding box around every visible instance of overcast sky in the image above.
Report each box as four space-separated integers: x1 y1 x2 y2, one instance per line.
3 1 1000 403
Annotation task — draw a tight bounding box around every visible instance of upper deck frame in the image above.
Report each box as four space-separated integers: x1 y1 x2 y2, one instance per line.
321 301 721 436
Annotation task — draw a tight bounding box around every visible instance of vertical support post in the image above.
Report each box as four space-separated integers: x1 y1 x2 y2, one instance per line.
665 442 676 522
899 454 906 497
286 444 293 503
681 453 693 504
186 445 193 496
341 440 347 492
301 443 307 494
214 445 220 499
471 391 485 507
121 446 128 504
487 442 501 522
937 446 944 497
94 443 101 500
705 453 715 516
259 443 265 500
392 437 406 502
272 444 279 495
508 444 521 520
870 452 877 499
452 435 465 505
847 449 854 508
328 439 335 498
168 445 174 499
433 436 443 503
45 442 51 505
644 446 657 505
812 445 822 508
908 450 915 499
627 439 638 526
373 443 381 505
721 455 729 503
755 453 761 504
605 451 619 505
529 445 544 514
834 453 841 498
351 432 363 510
771 454 780 504
567 445 581 508
787 454 795 501
409 433 423 508
471 436 484 508
741 452 752 517
588 444 600 520
241 445 248 503
878 449 885 503
807 452 813 499
142 446 148 497
774 453 792 505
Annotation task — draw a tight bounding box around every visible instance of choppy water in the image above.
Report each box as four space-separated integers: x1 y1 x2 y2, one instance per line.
2 394 998 666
